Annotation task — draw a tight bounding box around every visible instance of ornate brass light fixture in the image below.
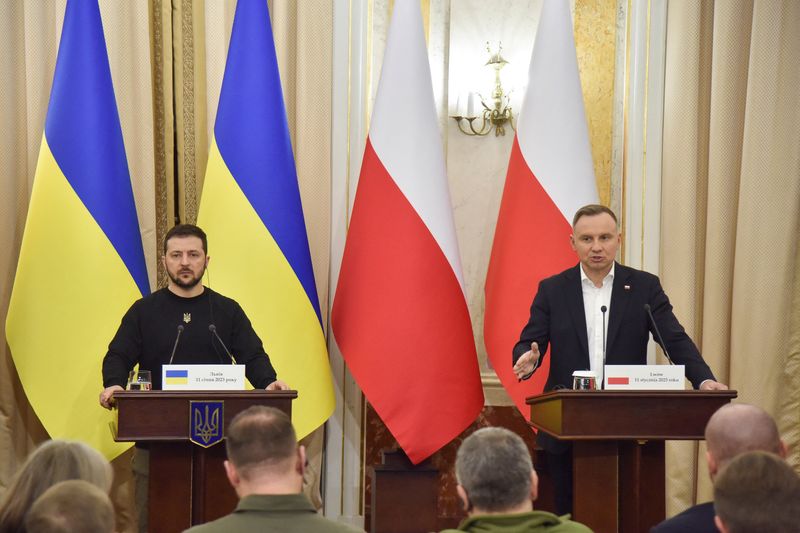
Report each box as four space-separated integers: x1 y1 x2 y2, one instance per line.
451 42 516 137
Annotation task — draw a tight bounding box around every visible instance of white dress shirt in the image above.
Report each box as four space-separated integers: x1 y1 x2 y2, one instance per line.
580 263 613 387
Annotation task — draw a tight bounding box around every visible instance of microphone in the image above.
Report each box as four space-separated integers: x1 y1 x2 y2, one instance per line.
600 305 607 389
209 324 236 364
167 325 185 365
644 304 675 365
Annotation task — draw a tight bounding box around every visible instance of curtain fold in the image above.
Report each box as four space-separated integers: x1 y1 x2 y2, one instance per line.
0 3 155 532
661 0 800 514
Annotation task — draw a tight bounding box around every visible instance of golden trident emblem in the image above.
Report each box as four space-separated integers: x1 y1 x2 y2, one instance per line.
193 405 220 445
183 312 191 324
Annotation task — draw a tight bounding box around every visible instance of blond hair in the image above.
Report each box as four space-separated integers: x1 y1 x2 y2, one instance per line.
0 440 112 533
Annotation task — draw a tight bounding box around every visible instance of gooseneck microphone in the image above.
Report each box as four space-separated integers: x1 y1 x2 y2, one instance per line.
600 305 608 389
167 325 185 365
209 324 236 364
644 304 675 365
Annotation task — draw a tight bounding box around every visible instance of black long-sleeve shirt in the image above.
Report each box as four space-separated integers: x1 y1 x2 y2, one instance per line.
102 287 277 390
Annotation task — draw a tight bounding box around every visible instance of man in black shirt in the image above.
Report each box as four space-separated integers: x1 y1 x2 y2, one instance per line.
99 224 288 532
99 224 288 406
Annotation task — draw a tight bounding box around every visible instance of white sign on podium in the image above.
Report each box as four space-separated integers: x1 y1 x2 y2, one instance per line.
604 365 685 390
161 364 246 390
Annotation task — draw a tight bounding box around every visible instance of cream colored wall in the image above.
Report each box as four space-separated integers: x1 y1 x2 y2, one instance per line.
446 0 538 399
361 0 620 402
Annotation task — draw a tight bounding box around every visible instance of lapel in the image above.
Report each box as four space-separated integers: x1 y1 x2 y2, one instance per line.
606 262 633 353
564 265 590 360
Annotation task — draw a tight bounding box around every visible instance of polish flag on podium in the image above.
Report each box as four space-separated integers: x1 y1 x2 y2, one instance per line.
332 0 484 464
484 0 599 415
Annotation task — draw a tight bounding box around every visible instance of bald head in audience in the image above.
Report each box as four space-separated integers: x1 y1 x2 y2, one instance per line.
713 450 800 533
704 403 787 479
650 403 789 533
24 480 115 533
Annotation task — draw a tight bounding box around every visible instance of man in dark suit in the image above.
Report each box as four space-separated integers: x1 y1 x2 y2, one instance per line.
512 204 727 515
651 403 787 533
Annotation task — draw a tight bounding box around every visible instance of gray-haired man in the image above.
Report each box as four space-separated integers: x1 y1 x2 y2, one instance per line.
440 427 592 532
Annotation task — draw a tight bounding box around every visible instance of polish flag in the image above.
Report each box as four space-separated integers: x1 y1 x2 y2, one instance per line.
331 1 484 463
484 0 599 414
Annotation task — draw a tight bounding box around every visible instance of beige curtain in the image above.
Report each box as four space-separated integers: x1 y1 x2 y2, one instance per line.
2 0 332 530
661 0 800 516
0 2 155 532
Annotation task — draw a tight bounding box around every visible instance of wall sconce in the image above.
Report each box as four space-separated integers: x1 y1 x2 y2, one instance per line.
451 42 516 137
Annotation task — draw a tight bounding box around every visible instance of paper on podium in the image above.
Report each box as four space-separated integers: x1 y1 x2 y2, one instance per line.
604 364 685 390
162 364 245 390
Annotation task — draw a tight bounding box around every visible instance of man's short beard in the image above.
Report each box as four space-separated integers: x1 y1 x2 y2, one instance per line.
168 269 204 289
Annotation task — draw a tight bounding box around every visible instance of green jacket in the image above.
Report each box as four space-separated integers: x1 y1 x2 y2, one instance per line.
183 493 364 533
440 510 593 533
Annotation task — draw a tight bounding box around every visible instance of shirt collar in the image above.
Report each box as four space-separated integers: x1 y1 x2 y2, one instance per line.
235 493 316 513
579 262 615 286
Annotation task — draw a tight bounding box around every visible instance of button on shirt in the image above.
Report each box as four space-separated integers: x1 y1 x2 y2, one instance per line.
580 263 613 387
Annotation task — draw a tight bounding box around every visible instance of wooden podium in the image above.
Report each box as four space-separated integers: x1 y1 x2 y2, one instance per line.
527 390 736 533
114 390 297 533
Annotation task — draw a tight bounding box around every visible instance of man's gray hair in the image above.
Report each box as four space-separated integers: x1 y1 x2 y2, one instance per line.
455 427 533 512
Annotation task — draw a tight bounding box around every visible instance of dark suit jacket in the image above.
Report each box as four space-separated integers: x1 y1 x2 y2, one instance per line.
513 263 715 451
650 501 716 533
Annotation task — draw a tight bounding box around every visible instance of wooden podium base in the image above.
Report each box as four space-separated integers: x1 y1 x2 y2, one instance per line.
527 390 736 533
114 390 296 532
573 439 665 532
147 442 239 533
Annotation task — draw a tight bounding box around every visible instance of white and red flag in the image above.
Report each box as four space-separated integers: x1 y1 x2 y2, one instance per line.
484 0 599 413
332 0 484 464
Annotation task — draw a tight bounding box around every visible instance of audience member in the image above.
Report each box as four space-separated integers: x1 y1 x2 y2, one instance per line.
0 440 112 533
440 427 592 533
183 406 363 533
24 480 115 533
651 403 786 533
713 450 800 533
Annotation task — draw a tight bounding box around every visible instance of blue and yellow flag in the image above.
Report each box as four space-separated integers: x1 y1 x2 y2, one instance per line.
6 0 148 458
197 0 334 438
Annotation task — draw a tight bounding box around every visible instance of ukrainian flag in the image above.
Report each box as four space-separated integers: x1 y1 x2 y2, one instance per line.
197 0 334 438
165 369 189 386
5 0 149 458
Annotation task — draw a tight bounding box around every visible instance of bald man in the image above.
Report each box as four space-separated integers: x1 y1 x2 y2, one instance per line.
650 403 787 533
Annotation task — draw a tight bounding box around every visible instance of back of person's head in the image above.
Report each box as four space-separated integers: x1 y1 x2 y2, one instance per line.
455 427 535 513
0 440 112 533
713 450 800 533
704 403 784 474
23 480 115 533
225 406 297 481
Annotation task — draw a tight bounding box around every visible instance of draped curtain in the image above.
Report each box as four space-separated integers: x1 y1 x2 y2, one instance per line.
1 1 332 531
661 0 800 515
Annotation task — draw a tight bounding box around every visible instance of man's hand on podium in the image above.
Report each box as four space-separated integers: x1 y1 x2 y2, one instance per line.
513 342 541 381
699 380 729 391
266 379 290 391
99 385 124 409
